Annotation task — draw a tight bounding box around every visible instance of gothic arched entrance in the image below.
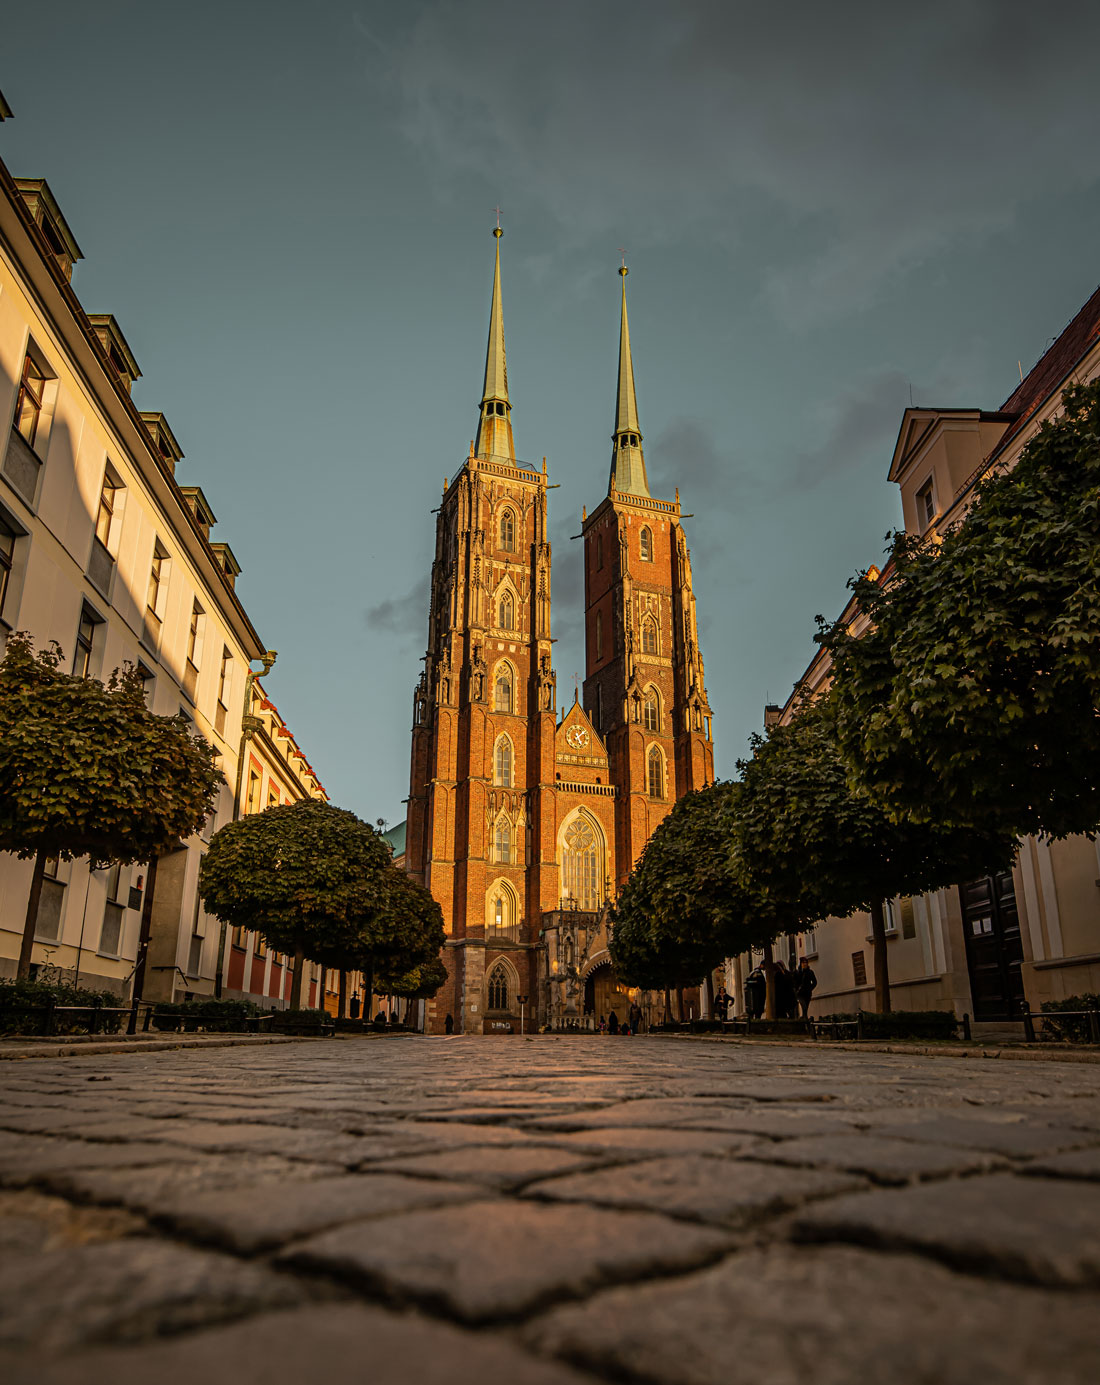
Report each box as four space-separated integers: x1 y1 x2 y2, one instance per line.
584 960 632 1023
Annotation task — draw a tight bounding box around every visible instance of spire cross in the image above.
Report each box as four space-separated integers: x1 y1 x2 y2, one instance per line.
618 247 627 269
494 206 502 230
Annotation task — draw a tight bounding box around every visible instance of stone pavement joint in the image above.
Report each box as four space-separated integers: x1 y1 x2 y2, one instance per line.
1 1036 1099 1383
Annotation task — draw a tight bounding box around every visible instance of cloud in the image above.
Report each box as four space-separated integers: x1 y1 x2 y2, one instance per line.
365 0 1100 324
364 575 430 645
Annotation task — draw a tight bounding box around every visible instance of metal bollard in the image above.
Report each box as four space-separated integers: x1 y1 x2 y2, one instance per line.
962 1013 971 1041
1089 1010 1100 1045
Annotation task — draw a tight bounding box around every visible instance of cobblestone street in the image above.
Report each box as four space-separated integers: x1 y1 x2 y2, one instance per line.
1 1035 1099 1383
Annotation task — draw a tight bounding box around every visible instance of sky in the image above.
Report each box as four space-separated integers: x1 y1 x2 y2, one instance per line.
3 1 1100 825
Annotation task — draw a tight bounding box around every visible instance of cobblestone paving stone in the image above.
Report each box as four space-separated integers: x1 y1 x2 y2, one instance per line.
0 1035 1098 1382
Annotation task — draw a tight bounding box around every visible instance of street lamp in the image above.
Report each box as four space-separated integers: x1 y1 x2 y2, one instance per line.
516 994 529 1035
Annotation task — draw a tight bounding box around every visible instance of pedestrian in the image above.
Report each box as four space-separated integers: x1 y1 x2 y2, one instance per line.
774 961 797 1019
444 1013 454 1034
349 993 360 1020
628 1001 643 1034
608 1009 620 1035
745 965 766 1019
598 1015 607 1034
714 986 731 1020
794 956 818 1019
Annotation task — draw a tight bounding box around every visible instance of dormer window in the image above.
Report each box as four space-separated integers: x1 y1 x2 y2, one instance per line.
15 179 83 283
916 478 935 531
485 401 507 416
87 315 141 395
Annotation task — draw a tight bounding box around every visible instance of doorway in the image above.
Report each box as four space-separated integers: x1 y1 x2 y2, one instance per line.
959 872 1026 1021
584 963 631 1023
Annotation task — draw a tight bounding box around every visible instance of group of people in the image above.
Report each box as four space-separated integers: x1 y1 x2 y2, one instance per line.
599 1003 644 1035
743 958 818 1019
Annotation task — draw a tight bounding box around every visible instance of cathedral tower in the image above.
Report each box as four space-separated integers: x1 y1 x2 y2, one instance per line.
406 229 559 1034
582 265 715 880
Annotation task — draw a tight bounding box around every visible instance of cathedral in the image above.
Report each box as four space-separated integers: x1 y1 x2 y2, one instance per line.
405 230 715 1034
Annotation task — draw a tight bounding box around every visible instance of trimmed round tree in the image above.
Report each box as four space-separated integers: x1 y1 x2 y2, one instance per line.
0 633 222 979
360 871 446 1015
733 694 1016 1011
199 800 395 1010
823 378 1100 841
611 782 779 1014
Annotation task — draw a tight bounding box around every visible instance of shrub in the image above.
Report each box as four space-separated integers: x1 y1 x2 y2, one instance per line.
817 1010 958 1040
1039 993 1100 1044
147 997 260 1032
0 978 126 1035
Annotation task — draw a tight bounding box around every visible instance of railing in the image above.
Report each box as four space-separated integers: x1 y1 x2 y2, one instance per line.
1019 1006 1100 1045
0 998 134 1037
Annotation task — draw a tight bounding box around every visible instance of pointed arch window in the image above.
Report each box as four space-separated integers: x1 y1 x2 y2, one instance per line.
499 591 514 631
487 961 509 1010
494 663 513 713
495 815 512 864
641 616 658 655
560 814 604 911
643 688 660 732
595 610 603 661
500 510 515 552
640 526 653 562
647 745 665 799
494 735 513 787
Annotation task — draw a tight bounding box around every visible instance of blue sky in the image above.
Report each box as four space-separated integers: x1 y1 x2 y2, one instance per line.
3 1 1099 824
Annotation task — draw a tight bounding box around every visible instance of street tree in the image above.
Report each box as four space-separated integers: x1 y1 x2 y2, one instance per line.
359 871 446 1016
0 633 222 979
734 694 1016 1011
823 378 1100 841
611 782 781 1016
199 800 394 1009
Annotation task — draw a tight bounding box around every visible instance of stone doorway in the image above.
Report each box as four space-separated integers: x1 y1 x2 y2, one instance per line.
584 962 632 1025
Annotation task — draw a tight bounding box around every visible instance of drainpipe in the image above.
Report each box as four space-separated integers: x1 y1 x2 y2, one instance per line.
214 649 276 998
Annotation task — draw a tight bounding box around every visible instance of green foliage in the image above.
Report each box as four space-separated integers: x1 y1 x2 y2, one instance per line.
818 1009 958 1040
823 379 1100 839
359 870 446 982
0 632 222 865
199 800 395 971
0 978 126 1035
1039 993 1100 1043
379 955 448 999
148 997 260 1032
734 694 1015 920
611 783 775 990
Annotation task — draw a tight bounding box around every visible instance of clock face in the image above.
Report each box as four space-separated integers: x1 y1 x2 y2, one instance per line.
566 725 590 750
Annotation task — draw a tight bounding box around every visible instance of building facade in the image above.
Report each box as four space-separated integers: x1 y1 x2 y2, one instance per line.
405 236 716 1034
0 118 325 1008
751 284 1100 1025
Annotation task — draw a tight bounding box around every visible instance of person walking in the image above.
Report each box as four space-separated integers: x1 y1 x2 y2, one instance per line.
608 1009 620 1035
745 965 766 1019
794 957 818 1019
714 986 732 1020
628 1001 643 1034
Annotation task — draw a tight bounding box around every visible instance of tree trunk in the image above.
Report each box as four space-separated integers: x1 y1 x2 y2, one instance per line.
289 941 306 1010
763 937 776 1020
662 989 672 1024
17 847 48 980
318 965 327 1015
338 968 348 1020
732 954 745 1017
675 987 685 1023
131 856 159 1006
361 957 374 1027
869 898 891 1014
702 971 714 1020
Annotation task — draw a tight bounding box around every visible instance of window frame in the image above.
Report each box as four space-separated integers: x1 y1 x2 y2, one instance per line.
641 615 659 656
73 601 103 679
494 662 514 714
647 744 665 799
494 735 513 787
643 688 660 732
13 352 48 451
499 508 515 552
639 526 653 562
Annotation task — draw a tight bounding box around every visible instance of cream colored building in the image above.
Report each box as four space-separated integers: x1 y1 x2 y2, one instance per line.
0 113 324 1006
753 284 1100 1024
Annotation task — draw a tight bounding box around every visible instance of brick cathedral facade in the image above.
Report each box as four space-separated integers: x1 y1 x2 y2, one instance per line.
405 234 714 1034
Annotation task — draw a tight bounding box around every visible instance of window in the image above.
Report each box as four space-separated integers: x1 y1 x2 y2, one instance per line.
216 646 231 735
487 961 509 1011
494 736 513 787
499 509 515 551
647 745 664 799
73 603 101 678
0 514 17 619
641 616 658 655
900 897 917 940
852 951 867 987
488 885 517 941
499 592 514 631
187 600 205 669
916 478 935 530
187 932 204 976
99 863 125 956
643 689 659 732
494 664 513 714
640 526 653 561
595 610 603 661
36 856 65 941
560 814 603 910
95 472 119 548
147 542 167 616
495 815 512 864
246 769 261 814
802 926 818 959
14 354 47 449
